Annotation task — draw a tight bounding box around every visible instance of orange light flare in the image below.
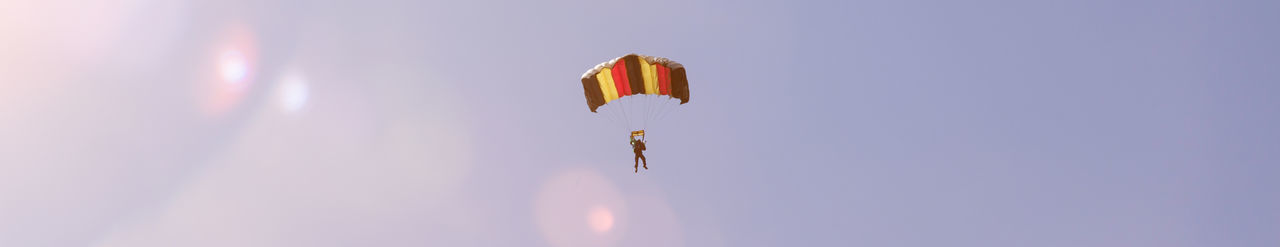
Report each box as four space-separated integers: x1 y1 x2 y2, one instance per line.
588 205 616 233
535 169 628 247
200 25 259 116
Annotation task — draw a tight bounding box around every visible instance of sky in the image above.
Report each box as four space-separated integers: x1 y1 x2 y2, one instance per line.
1 0 1277 246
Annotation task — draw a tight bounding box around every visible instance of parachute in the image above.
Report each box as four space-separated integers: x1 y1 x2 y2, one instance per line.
580 54 689 139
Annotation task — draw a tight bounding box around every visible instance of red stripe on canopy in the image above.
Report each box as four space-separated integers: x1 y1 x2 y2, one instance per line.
657 64 671 95
612 61 632 96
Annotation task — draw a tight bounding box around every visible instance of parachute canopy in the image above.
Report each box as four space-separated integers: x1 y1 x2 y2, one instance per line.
580 54 689 112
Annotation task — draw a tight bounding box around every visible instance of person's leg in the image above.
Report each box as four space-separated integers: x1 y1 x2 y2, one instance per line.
640 155 647 169
634 155 640 173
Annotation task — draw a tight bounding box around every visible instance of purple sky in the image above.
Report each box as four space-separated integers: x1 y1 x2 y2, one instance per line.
1 0 1277 246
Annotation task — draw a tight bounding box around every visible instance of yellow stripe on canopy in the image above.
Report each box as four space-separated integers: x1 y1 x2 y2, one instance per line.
596 68 618 102
640 59 658 94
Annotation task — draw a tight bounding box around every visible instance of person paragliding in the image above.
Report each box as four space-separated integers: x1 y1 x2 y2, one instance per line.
579 54 689 173
630 130 647 173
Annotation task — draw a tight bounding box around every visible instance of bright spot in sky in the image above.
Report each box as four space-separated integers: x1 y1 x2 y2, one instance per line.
220 50 248 83
535 169 626 247
277 73 309 113
588 206 615 233
198 25 257 117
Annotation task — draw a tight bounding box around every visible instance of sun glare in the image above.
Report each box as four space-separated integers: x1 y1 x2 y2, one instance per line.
277 72 309 113
199 24 257 117
588 206 615 233
220 50 248 84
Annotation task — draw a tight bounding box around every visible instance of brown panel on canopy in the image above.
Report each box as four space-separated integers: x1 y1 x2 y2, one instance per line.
581 77 606 112
624 55 645 96
670 67 690 104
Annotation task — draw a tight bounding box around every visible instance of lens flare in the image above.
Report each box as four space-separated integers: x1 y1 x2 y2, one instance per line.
220 50 248 84
588 206 615 233
276 72 309 113
198 25 257 116
535 169 627 247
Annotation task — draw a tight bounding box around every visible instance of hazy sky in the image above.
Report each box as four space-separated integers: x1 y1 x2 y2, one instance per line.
1 0 1277 246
